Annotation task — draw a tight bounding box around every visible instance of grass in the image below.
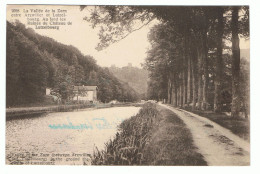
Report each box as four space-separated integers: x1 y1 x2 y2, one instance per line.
6 102 142 119
183 107 250 142
6 103 96 118
91 103 207 165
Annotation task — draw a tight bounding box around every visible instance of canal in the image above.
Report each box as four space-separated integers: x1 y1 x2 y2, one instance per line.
6 106 141 165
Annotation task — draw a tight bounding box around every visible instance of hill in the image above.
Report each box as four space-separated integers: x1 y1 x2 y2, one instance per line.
6 21 138 107
108 64 149 97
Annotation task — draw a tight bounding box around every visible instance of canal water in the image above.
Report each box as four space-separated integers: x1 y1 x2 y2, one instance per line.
6 106 141 165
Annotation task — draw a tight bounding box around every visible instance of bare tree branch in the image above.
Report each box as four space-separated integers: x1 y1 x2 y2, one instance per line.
98 17 156 51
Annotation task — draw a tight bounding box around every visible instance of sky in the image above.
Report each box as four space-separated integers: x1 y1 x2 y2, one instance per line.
7 5 156 68
6 5 250 68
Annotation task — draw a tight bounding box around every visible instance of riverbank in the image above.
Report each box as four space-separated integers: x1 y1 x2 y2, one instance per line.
91 103 207 165
6 102 143 119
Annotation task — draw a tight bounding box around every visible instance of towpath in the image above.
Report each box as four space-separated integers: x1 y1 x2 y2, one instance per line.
160 104 250 166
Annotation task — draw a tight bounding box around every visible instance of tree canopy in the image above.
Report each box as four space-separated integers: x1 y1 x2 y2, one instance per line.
83 6 249 117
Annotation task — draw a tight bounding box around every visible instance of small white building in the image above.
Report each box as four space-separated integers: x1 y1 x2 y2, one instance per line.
46 88 51 95
73 86 98 102
45 88 61 104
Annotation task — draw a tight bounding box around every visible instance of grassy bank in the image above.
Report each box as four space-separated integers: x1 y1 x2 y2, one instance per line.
6 103 95 118
6 102 143 119
91 103 207 165
180 108 250 142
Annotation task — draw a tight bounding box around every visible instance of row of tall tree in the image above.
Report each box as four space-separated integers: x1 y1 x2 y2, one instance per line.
83 6 249 117
145 7 249 118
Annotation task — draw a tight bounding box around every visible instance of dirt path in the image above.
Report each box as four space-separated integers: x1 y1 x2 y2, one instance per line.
160 104 250 166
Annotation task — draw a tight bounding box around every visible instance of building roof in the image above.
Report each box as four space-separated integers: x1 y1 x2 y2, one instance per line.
73 86 98 91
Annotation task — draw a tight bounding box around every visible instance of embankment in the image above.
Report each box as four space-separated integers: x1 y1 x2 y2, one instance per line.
6 102 142 119
92 103 207 165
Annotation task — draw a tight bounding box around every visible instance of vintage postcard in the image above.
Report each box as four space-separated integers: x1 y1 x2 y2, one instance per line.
5 4 250 167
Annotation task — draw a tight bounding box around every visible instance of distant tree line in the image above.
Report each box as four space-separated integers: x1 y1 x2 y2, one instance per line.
6 21 138 107
83 6 249 118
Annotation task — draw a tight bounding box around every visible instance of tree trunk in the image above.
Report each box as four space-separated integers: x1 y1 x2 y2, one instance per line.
180 80 183 107
183 36 189 108
187 55 192 104
214 7 224 113
171 83 174 105
202 33 209 110
177 86 180 106
168 77 172 104
172 77 177 107
183 65 187 107
231 6 241 118
197 42 203 110
191 48 198 111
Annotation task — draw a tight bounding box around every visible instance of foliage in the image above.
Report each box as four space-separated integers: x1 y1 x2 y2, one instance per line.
83 6 249 116
6 21 139 107
82 6 155 51
92 103 158 165
92 103 207 165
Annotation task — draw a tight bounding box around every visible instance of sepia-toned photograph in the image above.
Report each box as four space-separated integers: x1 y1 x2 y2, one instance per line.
5 4 250 166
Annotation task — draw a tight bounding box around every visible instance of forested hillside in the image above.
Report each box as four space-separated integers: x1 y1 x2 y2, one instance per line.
6 21 138 107
108 65 148 97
